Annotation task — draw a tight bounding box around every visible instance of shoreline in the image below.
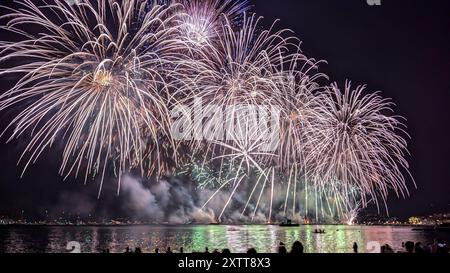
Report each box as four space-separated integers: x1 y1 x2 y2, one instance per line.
0 223 446 228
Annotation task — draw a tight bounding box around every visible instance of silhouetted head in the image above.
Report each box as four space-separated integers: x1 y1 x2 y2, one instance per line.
414 242 424 253
278 245 287 254
291 241 304 254
405 241 415 253
247 248 257 254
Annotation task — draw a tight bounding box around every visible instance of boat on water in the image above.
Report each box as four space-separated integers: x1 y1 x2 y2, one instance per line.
279 219 300 227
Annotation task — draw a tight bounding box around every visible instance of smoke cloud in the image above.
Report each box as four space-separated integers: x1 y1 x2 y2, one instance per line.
121 175 217 224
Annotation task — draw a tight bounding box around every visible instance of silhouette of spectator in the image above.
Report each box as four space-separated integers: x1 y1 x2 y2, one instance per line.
205 247 209 253
290 241 304 254
404 241 415 253
437 241 449 254
167 247 173 253
386 244 394 253
222 249 231 254
135 247 142 253
380 244 394 253
278 242 287 254
431 239 439 253
415 242 425 254
425 243 433 254
353 242 358 253
247 248 257 254
125 246 131 253
154 248 159 254
179 247 184 254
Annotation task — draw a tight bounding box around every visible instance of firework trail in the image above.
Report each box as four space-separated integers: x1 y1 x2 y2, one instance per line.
177 0 249 47
273 54 327 218
341 200 362 225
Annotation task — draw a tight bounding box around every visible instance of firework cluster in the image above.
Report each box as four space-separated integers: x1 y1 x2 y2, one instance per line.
0 0 413 222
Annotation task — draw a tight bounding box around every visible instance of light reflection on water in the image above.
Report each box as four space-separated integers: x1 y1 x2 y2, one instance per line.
0 225 448 253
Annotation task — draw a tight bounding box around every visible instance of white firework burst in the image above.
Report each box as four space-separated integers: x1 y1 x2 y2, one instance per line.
0 0 184 194
305 81 414 212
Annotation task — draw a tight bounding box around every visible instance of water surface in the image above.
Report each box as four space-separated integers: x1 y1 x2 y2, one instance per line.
0 225 448 253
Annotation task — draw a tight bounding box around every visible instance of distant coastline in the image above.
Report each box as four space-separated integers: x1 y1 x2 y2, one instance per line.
1 223 448 229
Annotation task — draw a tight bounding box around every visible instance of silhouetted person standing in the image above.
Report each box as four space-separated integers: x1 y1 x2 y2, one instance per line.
353 242 358 253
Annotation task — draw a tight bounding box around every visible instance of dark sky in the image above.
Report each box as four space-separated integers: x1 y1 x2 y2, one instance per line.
0 0 449 220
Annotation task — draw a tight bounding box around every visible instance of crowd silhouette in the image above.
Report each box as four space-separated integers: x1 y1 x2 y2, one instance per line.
101 238 448 254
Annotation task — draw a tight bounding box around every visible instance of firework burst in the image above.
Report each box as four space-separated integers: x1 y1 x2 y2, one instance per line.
305 82 414 212
0 0 183 194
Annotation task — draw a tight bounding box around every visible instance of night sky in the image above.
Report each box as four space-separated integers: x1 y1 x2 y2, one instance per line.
0 0 449 220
